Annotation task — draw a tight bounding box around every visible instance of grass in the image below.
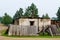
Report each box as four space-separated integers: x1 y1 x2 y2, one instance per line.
1 34 60 38
1 30 60 38
1 30 7 35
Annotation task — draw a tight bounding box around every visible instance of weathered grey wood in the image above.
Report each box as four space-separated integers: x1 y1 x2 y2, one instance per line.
8 25 13 35
16 26 19 35
8 25 38 36
49 27 53 37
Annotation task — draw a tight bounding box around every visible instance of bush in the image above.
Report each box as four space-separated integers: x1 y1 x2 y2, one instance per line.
38 32 50 36
1 29 8 36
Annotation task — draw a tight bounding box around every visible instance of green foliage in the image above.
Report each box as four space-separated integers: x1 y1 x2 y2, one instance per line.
18 8 23 17
51 17 57 20
24 6 31 17
24 3 39 17
57 28 60 31
0 17 2 23
56 7 60 20
42 13 50 18
30 3 38 17
42 14 45 18
13 3 38 18
2 13 13 25
38 32 50 36
13 10 19 19
13 8 23 19
1 30 8 36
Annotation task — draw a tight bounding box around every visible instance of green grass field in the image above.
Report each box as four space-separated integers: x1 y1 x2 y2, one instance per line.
1 34 60 38
1 30 60 38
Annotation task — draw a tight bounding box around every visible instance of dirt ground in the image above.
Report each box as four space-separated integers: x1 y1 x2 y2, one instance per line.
0 36 60 40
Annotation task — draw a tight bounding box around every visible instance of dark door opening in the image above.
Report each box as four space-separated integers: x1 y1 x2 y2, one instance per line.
30 21 34 26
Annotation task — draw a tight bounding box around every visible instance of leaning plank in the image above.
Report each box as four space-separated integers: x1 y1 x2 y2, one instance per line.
49 27 53 37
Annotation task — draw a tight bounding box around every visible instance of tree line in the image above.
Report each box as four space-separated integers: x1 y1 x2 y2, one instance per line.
13 3 39 20
0 3 60 25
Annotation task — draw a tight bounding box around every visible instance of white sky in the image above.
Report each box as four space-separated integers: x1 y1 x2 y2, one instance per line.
0 0 60 18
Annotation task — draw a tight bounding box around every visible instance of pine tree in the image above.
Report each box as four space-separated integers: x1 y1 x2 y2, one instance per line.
24 3 39 17
56 7 60 20
42 13 50 18
24 6 31 17
13 8 23 19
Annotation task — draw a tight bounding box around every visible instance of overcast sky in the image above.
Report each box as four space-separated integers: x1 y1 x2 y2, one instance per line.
0 0 60 18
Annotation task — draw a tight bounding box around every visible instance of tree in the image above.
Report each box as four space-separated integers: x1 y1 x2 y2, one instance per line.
24 3 39 17
18 8 23 17
56 7 60 20
42 14 45 18
24 6 31 17
2 13 13 25
13 10 19 19
0 17 2 23
45 14 50 18
42 13 50 18
13 8 23 19
51 17 57 20
30 3 38 17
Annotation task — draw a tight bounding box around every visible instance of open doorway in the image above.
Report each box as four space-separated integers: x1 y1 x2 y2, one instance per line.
30 21 34 26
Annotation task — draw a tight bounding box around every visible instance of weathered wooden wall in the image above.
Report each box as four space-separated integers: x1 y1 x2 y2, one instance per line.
8 25 38 36
18 18 51 32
